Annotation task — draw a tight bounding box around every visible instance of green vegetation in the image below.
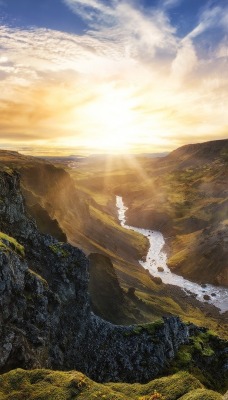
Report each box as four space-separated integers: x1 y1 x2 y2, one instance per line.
167 331 227 392
49 243 70 258
191 333 215 357
125 319 164 336
0 231 25 257
28 269 48 287
0 369 223 400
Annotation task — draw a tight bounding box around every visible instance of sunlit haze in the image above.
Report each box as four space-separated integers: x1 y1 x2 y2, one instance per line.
0 0 227 155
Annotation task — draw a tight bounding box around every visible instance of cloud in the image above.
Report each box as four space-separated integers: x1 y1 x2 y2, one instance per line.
63 0 178 61
162 0 182 8
63 0 115 22
171 39 198 80
0 0 227 152
216 41 228 58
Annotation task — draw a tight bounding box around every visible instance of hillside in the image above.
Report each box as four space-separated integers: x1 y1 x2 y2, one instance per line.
0 149 227 339
123 139 228 287
68 139 227 288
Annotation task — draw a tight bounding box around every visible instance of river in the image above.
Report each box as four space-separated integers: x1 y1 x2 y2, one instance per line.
116 196 228 314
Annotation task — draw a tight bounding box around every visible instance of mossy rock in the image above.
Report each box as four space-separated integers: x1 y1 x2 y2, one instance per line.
49 243 70 258
167 330 227 392
0 231 25 257
0 369 223 400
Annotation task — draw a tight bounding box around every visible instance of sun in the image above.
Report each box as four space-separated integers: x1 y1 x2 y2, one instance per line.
75 87 139 153
57 85 167 154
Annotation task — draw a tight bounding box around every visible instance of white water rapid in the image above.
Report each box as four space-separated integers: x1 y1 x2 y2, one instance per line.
116 196 228 314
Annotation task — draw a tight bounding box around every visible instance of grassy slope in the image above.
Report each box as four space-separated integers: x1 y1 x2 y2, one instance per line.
0 369 223 400
122 141 228 286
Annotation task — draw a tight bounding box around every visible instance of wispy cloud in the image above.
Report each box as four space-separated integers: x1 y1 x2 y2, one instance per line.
63 0 114 21
187 5 227 39
162 0 182 9
64 0 178 61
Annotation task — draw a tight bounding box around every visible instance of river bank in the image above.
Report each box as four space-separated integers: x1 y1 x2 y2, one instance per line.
116 196 228 315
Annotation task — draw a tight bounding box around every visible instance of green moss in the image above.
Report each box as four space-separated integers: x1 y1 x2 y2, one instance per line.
176 348 192 366
191 333 215 357
167 330 225 391
0 369 223 400
107 371 204 399
140 319 164 335
28 269 48 287
125 319 164 337
49 243 70 258
0 232 25 257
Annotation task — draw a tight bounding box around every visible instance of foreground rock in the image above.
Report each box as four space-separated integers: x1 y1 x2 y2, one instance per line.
0 369 224 400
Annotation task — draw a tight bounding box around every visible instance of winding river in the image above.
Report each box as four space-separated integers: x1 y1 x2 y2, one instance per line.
116 196 228 314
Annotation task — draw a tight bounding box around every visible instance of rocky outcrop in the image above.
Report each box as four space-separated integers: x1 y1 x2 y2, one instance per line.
0 168 227 385
0 169 90 373
88 253 127 323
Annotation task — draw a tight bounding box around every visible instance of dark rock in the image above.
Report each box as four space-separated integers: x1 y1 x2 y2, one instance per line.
88 253 136 324
127 287 136 297
151 276 163 285
157 266 164 272
203 294 211 301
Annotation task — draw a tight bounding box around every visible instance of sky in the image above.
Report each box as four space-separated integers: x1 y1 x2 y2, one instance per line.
0 0 227 155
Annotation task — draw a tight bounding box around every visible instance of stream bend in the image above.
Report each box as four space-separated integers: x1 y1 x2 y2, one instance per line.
116 196 228 314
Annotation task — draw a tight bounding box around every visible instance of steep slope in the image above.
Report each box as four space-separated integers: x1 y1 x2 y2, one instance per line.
0 168 227 389
88 253 145 324
0 150 148 266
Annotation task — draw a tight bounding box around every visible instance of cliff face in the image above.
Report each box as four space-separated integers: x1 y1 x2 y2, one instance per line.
0 168 227 386
0 168 90 373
